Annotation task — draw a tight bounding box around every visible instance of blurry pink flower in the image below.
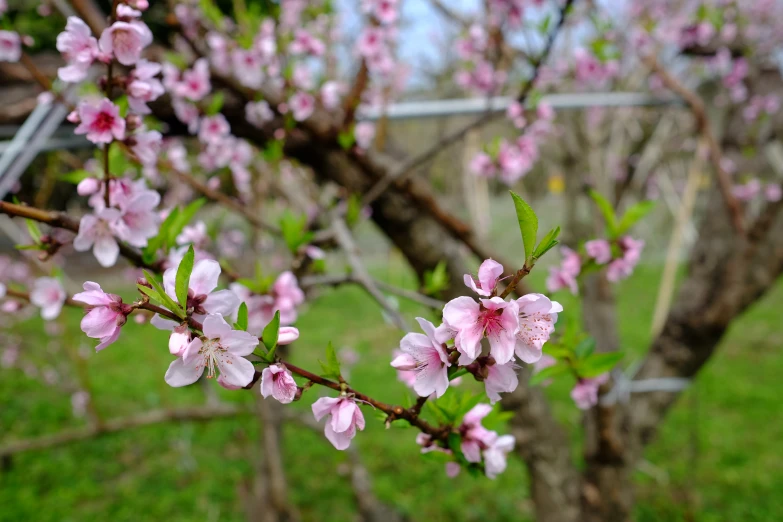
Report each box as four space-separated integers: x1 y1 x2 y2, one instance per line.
354 121 375 149
571 373 609 410
56 17 98 81
176 58 211 101
72 281 131 350
165 314 258 388
392 349 417 388
483 434 515 479
469 152 496 178
99 20 152 65
445 461 461 478
514 293 562 363
373 0 399 24
606 236 644 282
532 354 556 386
356 27 385 57
0 30 21 63
245 100 274 127
73 208 122 267
271 271 305 324
30 277 66 320
261 364 298 404
176 221 208 248
459 404 494 462
312 396 366 450
765 183 782 202
232 49 265 88
277 326 300 345
74 98 125 144
391 317 451 398
127 59 164 114
463 258 503 296
130 129 162 166
443 296 519 365
0 282 5 299
484 361 518 404
289 92 315 121
113 190 161 248
320 81 343 110
585 239 612 265
289 29 325 56
546 246 581 294
198 114 230 144
77 177 101 196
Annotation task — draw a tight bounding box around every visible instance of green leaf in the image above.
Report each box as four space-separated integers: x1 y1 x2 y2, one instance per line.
345 193 363 227
175 245 195 308
318 341 342 380
235 302 248 331
577 352 624 378
529 363 570 386
24 219 42 243
262 310 281 360
616 201 655 235
59 169 91 184
589 189 618 237
262 140 284 163
574 337 596 360
533 226 561 260
509 191 538 265
15 244 45 251
143 270 185 319
205 92 225 116
136 283 162 302
143 207 180 262
422 261 450 296
338 129 356 150
279 211 313 254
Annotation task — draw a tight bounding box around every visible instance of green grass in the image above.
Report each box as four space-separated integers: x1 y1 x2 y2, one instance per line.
0 264 781 521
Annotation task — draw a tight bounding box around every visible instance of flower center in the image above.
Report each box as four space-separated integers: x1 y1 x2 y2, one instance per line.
94 111 115 132
200 338 226 379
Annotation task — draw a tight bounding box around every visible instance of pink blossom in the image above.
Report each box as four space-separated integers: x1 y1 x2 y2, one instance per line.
484 361 519 404
532 354 556 386
606 236 644 282
442 296 519 365
130 129 162 166
312 396 366 450
168 324 190 356
546 246 581 294
446 461 461 477
585 239 612 265
98 20 152 66
159 259 240 324
175 58 211 101
77 177 101 196
356 27 385 58
245 101 275 127
172 99 200 133
390 317 451 398
113 190 161 247
483 434 515 479
459 404 494 462
56 17 98 81
271 271 305 324
73 208 122 267
198 114 230 144
289 29 325 56
164 314 258 388
277 326 300 345
176 221 208 248
732 179 762 201
0 282 5 300
373 0 399 24
498 141 532 184
320 81 344 110
354 121 376 149
469 152 496 177
261 364 298 404
0 31 21 63
570 373 609 410
289 92 315 121
463 258 503 296
391 348 417 388
127 59 164 114
74 98 126 144
30 277 66 320
73 281 131 350
232 49 265 89
765 183 782 202
514 293 562 364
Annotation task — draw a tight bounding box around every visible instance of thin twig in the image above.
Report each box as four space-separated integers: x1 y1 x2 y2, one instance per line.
300 273 445 309
360 0 575 208
642 54 744 234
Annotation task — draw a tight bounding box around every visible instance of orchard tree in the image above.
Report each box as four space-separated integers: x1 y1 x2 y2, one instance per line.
1 1 782 521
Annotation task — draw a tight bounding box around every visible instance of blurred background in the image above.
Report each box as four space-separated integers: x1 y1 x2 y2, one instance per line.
1 1 783 521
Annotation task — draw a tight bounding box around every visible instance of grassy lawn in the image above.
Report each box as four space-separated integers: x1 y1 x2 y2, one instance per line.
0 263 781 521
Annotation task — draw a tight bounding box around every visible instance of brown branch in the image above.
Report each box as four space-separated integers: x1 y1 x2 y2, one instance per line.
642 54 744 234
342 61 369 127
359 0 575 209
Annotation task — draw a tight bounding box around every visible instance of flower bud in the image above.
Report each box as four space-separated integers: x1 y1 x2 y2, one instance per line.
77 177 101 196
136 277 152 288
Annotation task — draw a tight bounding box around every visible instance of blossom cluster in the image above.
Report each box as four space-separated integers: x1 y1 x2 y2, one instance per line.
547 236 645 295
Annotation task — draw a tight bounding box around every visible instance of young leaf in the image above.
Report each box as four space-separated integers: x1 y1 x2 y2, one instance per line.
136 284 162 302
205 92 225 116
143 270 185 318
262 310 281 359
616 201 656 235
577 352 624 378
59 169 92 184
529 363 570 386
318 341 342 380
574 337 596 360
175 245 195 308
235 302 248 331
510 191 538 264
533 226 561 260
25 219 42 243
337 129 356 150
588 190 618 237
